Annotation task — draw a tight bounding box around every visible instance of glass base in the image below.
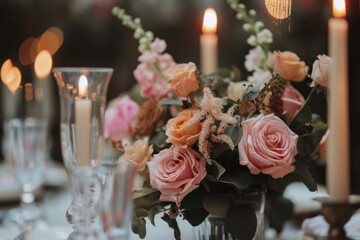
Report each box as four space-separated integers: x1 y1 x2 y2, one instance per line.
194 192 265 240
3 204 42 227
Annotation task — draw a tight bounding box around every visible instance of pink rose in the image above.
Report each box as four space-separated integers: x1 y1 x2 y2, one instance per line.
147 147 206 207
239 114 298 178
311 54 332 87
281 84 305 118
105 96 139 141
273 51 309 82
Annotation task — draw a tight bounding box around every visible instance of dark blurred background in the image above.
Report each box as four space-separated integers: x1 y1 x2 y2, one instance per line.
0 0 359 193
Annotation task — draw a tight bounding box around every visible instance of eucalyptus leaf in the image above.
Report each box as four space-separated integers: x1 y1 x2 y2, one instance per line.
207 160 226 180
311 121 327 132
184 208 209 226
149 128 168 150
160 99 183 106
131 218 147 239
243 85 261 100
224 203 257 239
149 206 158 226
135 208 149 218
161 213 181 240
203 192 230 215
212 126 243 158
219 170 252 190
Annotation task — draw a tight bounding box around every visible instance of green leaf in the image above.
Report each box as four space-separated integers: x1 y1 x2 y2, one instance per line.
149 128 168 150
207 160 226 180
203 192 230 215
148 206 158 226
219 170 252 190
135 208 149 218
243 85 261 100
131 218 147 239
160 99 183 106
161 213 181 240
133 189 161 210
184 208 209 227
213 68 235 79
212 126 243 158
266 194 294 233
295 165 317 192
311 121 327 132
224 203 257 239
295 106 312 123
181 188 205 210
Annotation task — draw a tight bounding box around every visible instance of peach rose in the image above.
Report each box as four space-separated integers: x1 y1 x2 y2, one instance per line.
120 138 153 172
311 54 332 87
239 114 298 178
281 84 305 118
147 146 206 207
273 51 309 82
164 62 199 97
166 109 201 148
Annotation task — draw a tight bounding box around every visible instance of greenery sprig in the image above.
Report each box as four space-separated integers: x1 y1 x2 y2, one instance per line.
112 7 154 53
227 0 272 71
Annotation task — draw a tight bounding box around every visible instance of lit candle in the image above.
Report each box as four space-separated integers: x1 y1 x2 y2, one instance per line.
327 0 350 201
200 8 218 74
75 74 92 166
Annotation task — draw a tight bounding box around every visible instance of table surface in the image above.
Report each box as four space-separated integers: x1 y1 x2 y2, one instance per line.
0 163 304 240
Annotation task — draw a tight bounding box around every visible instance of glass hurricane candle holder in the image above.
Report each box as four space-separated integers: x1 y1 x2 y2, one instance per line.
53 67 113 235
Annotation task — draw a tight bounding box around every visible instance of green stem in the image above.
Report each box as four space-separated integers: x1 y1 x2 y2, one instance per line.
289 84 320 126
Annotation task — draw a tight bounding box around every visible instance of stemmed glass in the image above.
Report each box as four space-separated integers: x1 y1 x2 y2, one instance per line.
4 118 48 226
53 67 113 237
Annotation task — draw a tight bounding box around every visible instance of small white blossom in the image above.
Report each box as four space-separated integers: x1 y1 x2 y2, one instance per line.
249 9 256 17
245 46 264 72
134 18 141 24
243 23 252 31
112 7 120 15
248 70 272 87
238 4 245 9
256 29 273 44
236 12 245 19
247 35 257 46
254 21 264 30
146 31 154 41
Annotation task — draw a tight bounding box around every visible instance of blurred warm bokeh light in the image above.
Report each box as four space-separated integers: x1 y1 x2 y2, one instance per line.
1 59 13 84
5 66 21 93
34 50 53 79
265 0 292 20
37 27 64 55
19 37 39 66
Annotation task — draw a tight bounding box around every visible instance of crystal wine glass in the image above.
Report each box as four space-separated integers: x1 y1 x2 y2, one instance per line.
53 67 113 236
4 118 48 226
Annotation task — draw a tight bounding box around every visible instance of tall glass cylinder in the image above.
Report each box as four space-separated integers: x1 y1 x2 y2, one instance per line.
53 67 113 234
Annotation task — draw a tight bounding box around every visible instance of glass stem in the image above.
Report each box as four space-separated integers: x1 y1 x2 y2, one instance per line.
21 191 35 206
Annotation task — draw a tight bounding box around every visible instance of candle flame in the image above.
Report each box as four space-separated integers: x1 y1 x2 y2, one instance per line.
78 75 88 98
34 50 53 79
333 0 346 18
202 8 217 34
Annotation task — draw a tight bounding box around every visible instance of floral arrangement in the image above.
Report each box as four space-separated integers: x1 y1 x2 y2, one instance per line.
107 1 330 239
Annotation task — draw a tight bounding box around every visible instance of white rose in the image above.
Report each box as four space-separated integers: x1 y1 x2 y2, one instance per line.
248 70 272 87
227 81 250 101
245 46 263 72
311 54 332 87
